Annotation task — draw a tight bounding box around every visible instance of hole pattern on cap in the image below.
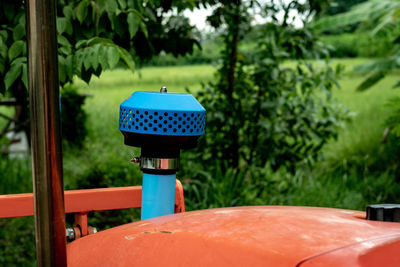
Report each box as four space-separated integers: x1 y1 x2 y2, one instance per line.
119 107 205 136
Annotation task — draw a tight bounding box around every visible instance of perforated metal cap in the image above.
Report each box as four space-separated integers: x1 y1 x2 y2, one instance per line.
119 91 206 136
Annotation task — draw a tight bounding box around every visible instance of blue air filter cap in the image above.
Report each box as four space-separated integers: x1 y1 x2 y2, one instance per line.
119 88 206 152
119 90 205 136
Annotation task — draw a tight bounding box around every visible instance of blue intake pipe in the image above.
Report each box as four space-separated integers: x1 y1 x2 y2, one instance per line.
141 173 176 220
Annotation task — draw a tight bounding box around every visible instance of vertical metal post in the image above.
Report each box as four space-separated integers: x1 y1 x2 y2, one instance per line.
26 0 67 265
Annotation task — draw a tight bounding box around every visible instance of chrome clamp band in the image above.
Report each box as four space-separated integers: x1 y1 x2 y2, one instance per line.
140 157 180 171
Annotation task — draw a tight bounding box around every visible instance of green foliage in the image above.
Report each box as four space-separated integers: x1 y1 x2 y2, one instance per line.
183 163 400 211
0 0 203 147
386 97 400 137
0 3 27 95
314 0 400 148
313 0 400 90
0 157 34 266
320 33 393 58
143 37 223 66
323 0 367 16
318 0 367 34
0 217 35 267
61 85 88 147
313 0 400 35
191 1 348 175
356 70 387 91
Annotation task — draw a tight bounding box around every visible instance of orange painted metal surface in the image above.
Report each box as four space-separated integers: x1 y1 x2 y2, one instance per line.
174 178 185 213
75 213 88 237
68 206 400 267
298 235 400 266
0 180 184 219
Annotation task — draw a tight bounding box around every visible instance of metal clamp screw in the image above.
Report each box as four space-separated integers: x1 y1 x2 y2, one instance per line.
130 157 140 164
66 228 75 242
140 157 179 170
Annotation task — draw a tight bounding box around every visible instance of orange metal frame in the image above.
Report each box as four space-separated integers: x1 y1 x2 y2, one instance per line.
0 180 185 238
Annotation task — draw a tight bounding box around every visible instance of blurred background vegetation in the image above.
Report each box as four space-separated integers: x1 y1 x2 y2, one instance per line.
1 0 400 265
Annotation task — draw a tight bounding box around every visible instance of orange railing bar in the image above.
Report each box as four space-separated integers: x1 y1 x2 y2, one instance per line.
0 180 185 219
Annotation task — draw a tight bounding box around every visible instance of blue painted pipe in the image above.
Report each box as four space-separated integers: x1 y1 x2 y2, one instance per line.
141 173 176 220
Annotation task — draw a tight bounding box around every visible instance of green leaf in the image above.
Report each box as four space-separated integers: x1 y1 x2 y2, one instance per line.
107 46 119 68
354 58 396 73
63 5 74 19
57 17 73 35
75 50 85 72
96 0 107 13
0 30 8 42
58 56 66 83
140 21 148 38
21 63 28 89
83 48 92 70
127 12 139 38
13 24 25 41
86 37 114 46
58 35 72 56
98 46 108 69
60 46 71 55
105 0 118 17
18 12 26 25
11 56 27 66
8 40 24 61
75 39 88 49
126 8 145 20
144 7 156 22
116 46 135 72
91 44 101 70
4 63 22 90
117 0 127 10
356 71 386 91
3 2 15 21
58 35 71 47
75 0 89 24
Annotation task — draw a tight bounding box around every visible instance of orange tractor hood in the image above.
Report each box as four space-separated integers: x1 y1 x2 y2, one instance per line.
68 206 400 266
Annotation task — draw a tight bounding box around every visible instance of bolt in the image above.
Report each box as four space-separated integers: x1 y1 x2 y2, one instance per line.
130 157 140 164
88 226 98 235
160 86 167 93
66 227 75 242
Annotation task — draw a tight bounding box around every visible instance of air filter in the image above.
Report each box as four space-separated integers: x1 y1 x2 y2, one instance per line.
119 89 206 152
119 87 206 220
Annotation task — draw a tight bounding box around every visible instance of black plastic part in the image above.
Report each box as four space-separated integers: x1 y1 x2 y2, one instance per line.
366 204 400 222
121 131 201 150
121 131 200 174
141 147 180 159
